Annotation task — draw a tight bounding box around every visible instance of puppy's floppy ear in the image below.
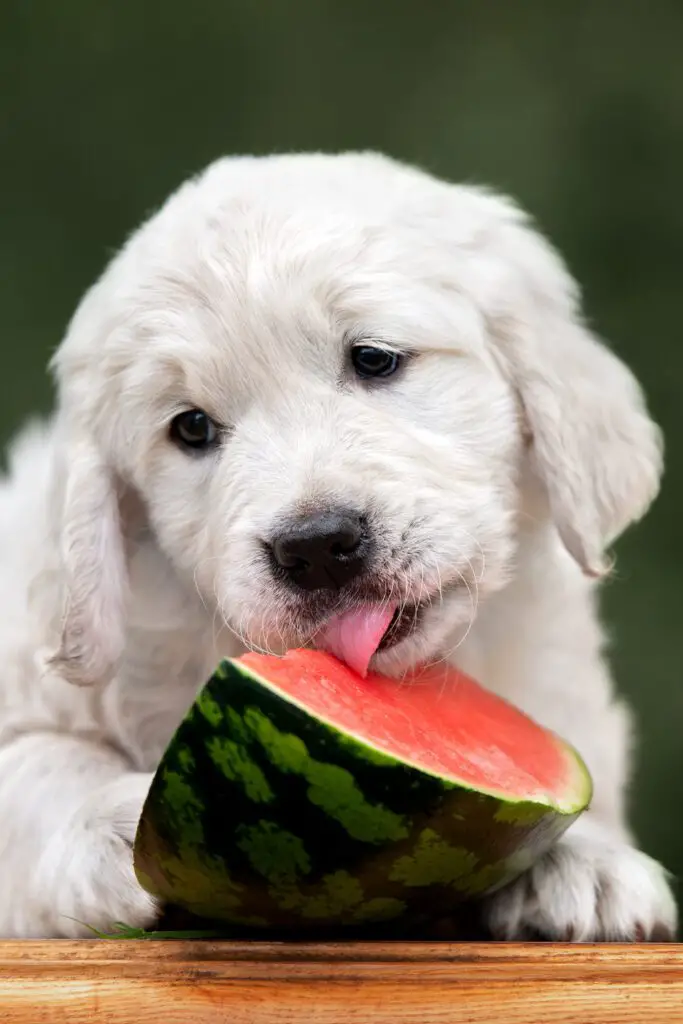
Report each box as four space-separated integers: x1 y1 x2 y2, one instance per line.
47 430 128 686
490 225 663 576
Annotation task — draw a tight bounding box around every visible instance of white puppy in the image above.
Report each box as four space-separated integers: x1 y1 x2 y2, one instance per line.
0 152 676 939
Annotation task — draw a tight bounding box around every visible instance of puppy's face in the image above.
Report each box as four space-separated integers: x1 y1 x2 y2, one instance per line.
51 154 661 685
145 308 519 677
97 224 520 676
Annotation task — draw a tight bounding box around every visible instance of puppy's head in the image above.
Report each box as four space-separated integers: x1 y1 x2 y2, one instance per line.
48 152 662 685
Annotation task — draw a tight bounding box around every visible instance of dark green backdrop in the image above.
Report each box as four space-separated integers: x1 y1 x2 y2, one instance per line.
2 2 682 900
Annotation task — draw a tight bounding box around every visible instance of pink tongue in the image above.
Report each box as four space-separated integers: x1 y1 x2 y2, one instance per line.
317 605 397 678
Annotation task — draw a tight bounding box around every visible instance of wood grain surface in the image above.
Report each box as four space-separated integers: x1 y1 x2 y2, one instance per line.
0 941 681 1023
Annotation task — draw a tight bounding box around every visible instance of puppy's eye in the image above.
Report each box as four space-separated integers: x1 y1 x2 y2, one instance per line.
351 345 402 379
170 409 219 451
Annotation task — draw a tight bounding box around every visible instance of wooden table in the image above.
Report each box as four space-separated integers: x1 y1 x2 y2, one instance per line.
0 941 682 1023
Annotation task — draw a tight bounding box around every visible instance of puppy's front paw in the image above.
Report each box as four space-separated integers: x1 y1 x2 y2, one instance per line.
38 773 160 937
484 822 677 942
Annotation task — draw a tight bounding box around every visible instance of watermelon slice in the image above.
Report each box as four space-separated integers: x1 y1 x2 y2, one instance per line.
134 650 592 932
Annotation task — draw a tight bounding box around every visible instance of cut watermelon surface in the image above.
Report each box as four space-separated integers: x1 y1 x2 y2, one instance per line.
134 649 592 932
239 649 585 809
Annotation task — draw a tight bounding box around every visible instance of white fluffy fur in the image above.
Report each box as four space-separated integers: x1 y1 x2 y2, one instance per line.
0 152 675 939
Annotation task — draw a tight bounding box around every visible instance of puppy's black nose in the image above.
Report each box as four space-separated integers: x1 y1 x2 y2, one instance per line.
270 510 367 591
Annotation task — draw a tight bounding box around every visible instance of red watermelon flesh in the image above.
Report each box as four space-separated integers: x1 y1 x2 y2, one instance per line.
240 649 586 811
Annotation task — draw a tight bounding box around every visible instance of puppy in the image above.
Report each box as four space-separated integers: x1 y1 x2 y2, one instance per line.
0 152 676 939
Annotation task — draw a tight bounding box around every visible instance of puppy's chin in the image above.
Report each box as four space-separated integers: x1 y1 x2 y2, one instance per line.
369 598 475 678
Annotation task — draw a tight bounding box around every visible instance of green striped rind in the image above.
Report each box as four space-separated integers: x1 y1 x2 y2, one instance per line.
134 658 592 930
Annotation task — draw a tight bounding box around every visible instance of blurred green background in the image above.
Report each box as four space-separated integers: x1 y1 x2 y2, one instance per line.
2 2 682 902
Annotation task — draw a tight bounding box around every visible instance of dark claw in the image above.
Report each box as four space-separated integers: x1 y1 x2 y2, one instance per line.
649 922 675 943
522 927 558 943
